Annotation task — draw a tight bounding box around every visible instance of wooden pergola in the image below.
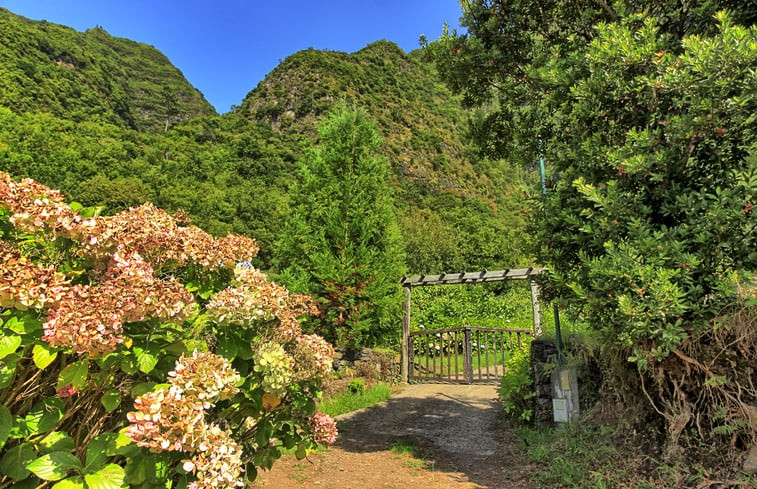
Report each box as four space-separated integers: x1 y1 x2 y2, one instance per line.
399 267 545 382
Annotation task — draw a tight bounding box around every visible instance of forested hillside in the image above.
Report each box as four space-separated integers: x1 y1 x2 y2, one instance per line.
0 7 215 131
239 40 533 271
0 10 534 272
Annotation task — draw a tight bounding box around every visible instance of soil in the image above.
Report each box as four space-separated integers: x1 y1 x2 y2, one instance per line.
251 383 539 489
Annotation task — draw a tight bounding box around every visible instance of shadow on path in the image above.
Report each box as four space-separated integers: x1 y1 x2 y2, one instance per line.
334 383 536 489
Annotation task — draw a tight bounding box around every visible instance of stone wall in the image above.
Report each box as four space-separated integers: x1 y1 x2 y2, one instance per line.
530 339 558 426
332 348 400 382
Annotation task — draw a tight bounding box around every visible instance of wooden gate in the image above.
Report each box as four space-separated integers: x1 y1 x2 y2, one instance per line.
408 326 530 384
400 268 545 383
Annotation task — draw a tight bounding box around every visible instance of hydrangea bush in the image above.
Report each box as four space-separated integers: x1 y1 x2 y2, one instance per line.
0 172 336 488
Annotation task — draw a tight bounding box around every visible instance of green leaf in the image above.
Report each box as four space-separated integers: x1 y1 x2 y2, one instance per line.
3 316 43 335
124 457 147 486
85 437 109 472
11 479 39 489
25 398 64 435
52 476 85 489
57 361 88 391
33 343 58 370
100 390 121 412
0 405 12 447
295 446 308 460
114 429 139 457
119 354 138 374
163 341 187 355
0 335 21 359
0 442 36 480
131 382 160 398
0 353 20 389
216 337 238 360
134 348 158 374
26 451 82 481
84 464 127 489
38 431 75 454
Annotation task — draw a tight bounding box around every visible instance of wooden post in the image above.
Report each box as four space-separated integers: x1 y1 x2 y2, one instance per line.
463 327 473 384
400 286 411 382
530 280 543 337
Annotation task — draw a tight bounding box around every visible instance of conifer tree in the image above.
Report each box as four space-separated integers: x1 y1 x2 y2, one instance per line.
276 104 405 348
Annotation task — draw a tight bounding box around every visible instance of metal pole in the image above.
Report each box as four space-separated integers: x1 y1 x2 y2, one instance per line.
538 141 564 367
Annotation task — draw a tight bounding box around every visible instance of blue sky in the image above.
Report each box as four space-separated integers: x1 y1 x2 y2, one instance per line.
0 1 464 114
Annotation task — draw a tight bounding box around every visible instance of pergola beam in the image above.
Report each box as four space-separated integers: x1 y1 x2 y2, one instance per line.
400 267 544 287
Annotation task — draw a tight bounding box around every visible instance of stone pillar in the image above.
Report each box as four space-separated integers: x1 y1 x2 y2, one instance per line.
530 339 557 426
551 366 580 423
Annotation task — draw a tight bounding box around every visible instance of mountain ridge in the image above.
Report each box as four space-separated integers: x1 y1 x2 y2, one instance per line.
0 7 215 132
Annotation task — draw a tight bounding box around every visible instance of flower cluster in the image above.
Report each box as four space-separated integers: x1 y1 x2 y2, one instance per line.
253 342 294 396
168 349 241 403
0 173 93 239
42 248 195 356
79 203 259 272
206 264 319 341
0 174 267 356
293 334 335 381
309 412 338 445
0 173 259 274
126 351 244 488
183 424 244 489
0 241 69 310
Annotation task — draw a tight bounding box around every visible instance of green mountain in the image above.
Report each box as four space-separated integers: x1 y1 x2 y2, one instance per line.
0 7 215 131
237 40 533 271
0 10 533 273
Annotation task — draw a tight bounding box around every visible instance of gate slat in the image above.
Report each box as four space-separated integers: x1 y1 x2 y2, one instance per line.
408 326 530 384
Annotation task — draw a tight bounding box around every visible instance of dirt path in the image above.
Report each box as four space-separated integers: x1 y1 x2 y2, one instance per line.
252 383 538 489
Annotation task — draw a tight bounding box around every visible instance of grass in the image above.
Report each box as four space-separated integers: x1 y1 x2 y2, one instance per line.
319 381 393 417
514 423 649 489
390 438 432 471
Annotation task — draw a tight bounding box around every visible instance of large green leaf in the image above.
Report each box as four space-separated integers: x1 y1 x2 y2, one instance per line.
0 353 20 389
57 361 88 391
32 343 58 369
84 464 127 489
26 451 82 481
100 390 120 412
3 316 42 335
124 457 147 486
216 337 238 360
0 335 21 359
85 436 110 472
0 442 36 480
0 404 12 447
52 476 85 489
134 347 158 374
25 398 64 435
38 431 75 455
130 382 158 398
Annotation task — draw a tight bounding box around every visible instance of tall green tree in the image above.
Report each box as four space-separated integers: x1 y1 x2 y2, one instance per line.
275 105 405 348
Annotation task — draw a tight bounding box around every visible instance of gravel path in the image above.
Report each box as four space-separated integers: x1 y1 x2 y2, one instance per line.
337 382 501 456
253 382 538 488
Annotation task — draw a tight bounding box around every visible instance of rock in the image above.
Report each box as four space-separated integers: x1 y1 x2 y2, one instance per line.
743 444 757 475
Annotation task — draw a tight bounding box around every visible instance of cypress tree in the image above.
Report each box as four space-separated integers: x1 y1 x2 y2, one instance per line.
276 104 405 348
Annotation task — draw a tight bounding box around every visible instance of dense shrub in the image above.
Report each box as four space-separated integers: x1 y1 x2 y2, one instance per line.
498 338 535 423
0 173 336 488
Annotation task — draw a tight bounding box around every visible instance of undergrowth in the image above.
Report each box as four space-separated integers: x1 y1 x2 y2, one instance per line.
516 419 757 489
319 381 393 417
